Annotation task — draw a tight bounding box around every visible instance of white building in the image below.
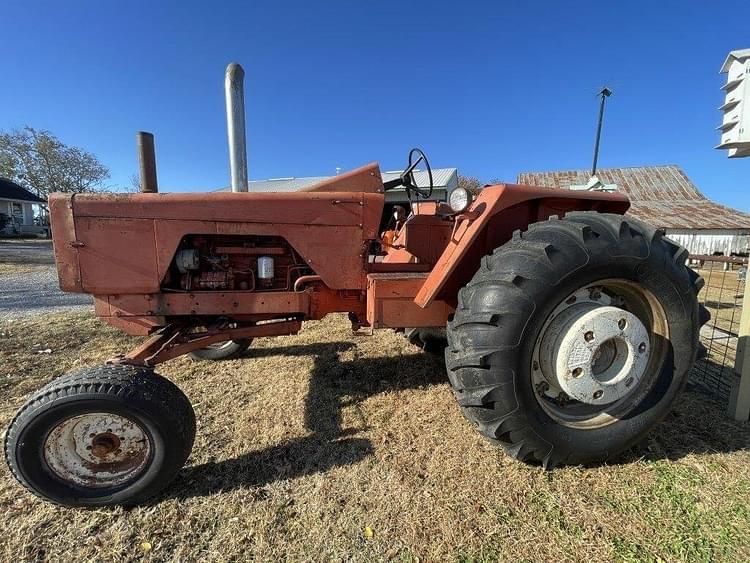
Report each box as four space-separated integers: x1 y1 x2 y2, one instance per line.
0 178 46 236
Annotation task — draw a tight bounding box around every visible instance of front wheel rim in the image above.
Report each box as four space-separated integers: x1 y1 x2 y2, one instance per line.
204 341 237 351
43 413 152 488
531 280 669 429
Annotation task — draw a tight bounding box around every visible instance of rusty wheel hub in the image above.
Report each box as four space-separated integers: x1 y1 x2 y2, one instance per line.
538 303 650 405
44 413 151 488
531 281 669 429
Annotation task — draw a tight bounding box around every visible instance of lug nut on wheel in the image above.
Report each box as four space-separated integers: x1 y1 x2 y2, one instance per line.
538 303 651 406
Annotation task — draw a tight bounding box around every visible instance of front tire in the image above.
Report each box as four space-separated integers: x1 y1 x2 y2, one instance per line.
4 364 195 506
404 327 447 355
445 212 708 467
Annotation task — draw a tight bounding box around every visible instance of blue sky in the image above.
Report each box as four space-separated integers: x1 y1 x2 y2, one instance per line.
3 1 749 209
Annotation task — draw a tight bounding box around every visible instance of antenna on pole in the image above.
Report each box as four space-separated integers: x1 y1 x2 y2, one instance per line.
591 87 613 176
570 86 617 192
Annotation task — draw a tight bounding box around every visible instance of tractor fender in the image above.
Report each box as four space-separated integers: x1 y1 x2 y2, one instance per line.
414 183 630 308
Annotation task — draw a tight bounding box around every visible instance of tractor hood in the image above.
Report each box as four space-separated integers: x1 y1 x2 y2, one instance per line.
48 164 385 295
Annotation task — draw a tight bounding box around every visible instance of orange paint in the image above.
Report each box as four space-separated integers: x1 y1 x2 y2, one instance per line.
49 165 629 362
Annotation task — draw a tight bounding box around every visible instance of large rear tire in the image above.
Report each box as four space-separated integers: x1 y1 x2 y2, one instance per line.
5 364 195 506
445 212 708 467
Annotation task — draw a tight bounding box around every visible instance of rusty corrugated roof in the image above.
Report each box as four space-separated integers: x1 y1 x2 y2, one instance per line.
517 165 750 230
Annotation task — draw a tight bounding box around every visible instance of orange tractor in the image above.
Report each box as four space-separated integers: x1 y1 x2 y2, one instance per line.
5 66 708 506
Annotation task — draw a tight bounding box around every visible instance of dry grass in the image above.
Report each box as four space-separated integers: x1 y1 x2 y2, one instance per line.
0 239 53 277
0 238 50 244
0 263 48 275
1 312 749 562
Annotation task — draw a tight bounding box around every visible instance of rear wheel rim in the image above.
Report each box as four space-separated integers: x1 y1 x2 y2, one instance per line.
531 279 669 429
43 413 151 488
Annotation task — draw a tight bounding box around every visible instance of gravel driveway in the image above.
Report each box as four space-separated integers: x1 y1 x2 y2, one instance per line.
0 240 92 320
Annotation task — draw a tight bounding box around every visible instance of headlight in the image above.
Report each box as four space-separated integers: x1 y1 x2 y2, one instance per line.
448 187 472 213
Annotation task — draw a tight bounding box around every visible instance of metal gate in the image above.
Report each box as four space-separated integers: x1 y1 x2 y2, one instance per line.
689 254 750 420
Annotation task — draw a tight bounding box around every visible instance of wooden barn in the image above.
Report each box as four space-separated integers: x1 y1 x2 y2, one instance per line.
518 165 750 256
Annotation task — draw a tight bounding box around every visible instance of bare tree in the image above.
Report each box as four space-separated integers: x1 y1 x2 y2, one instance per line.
0 127 110 201
457 175 484 196
106 173 141 194
127 173 141 193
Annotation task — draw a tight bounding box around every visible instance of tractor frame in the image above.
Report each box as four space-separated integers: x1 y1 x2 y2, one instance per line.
49 162 629 365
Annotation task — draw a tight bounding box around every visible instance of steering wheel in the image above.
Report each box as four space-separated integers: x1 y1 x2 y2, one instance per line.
383 148 434 200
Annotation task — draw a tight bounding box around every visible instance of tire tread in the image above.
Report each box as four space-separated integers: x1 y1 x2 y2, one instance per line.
4 364 195 506
445 211 708 466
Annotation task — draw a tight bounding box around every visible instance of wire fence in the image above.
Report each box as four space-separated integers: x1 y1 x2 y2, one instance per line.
688 254 747 400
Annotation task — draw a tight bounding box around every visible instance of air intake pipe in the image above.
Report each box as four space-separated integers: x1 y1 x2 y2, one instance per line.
225 63 248 192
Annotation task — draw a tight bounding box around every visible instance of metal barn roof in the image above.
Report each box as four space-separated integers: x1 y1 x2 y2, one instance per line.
0 178 45 203
215 168 458 194
517 165 750 230
381 168 458 190
247 176 330 192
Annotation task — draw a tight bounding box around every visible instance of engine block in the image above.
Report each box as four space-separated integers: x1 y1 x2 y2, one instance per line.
167 235 312 292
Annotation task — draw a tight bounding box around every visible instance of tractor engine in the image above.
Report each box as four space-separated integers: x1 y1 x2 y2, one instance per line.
165 235 313 292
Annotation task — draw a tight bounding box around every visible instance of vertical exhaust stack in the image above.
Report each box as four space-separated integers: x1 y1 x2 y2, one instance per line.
225 63 248 192
136 131 158 193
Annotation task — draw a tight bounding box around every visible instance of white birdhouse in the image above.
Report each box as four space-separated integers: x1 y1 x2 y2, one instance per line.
717 48 750 158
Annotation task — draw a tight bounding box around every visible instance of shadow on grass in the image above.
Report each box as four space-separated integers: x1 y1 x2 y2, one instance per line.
167 346 750 499
169 434 374 498
612 358 750 465
616 387 750 464
167 341 447 499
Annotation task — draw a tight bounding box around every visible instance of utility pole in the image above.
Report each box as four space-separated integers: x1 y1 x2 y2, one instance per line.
591 87 613 176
